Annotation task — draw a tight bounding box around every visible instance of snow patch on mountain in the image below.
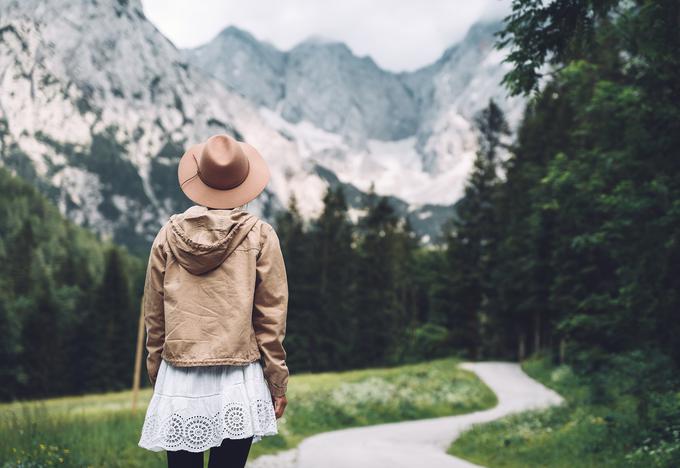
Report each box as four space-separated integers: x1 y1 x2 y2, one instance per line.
259 105 477 207
187 20 525 209
0 0 328 252
1 0 525 251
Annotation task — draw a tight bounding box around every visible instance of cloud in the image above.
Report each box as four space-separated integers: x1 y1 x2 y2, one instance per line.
480 0 513 21
142 0 512 71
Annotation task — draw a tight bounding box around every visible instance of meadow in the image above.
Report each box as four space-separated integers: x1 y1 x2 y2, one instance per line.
0 357 496 467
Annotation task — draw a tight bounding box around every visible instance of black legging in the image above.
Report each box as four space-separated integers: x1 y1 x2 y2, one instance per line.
166 436 253 468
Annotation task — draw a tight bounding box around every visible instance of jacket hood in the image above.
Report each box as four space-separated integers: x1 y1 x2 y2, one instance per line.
166 205 260 275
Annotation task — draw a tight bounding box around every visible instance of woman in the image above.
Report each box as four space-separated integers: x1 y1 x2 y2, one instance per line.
138 134 289 468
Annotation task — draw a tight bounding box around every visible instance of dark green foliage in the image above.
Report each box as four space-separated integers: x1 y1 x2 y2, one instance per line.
274 194 317 372
353 188 403 366
441 1 680 462
276 184 431 373
87 247 136 391
307 186 358 369
0 166 144 401
397 323 451 362
482 0 680 368
497 0 621 96
434 99 510 359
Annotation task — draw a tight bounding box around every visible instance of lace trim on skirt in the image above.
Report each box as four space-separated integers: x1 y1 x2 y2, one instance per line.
138 360 278 452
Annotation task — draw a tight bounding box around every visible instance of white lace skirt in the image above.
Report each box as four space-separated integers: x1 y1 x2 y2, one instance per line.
138 358 278 452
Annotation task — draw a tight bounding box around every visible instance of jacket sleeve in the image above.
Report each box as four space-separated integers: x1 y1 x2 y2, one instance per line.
252 224 289 397
143 224 167 387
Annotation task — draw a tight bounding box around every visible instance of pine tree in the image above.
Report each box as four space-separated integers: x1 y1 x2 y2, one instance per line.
0 167 145 400
488 81 573 359
9 218 36 297
353 185 402 366
393 216 420 330
20 275 66 397
443 99 509 359
274 194 317 372
0 300 22 400
308 186 357 369
86 246 134 390
495 0 680 372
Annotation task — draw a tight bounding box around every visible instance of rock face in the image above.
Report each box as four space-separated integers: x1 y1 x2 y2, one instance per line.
186 20 525 210
403 22 525 176
0 0 524 252
185 26 286 109
280 39 419 144
188 30 420 145
0 0 320 254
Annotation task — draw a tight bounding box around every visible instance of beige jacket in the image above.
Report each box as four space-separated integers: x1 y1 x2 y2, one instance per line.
143 204 289 397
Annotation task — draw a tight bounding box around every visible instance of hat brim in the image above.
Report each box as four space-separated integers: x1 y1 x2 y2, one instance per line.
177 140 270 209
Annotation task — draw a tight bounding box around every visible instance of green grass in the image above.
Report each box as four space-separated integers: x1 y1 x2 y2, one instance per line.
0 357 496 467
448 356 680 468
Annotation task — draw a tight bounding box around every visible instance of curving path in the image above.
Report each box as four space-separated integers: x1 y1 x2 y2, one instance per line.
247 362 564 468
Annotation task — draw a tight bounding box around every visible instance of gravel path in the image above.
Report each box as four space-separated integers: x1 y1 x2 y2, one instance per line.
247 362 564 468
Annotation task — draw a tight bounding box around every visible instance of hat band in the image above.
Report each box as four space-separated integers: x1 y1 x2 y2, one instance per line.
180 152 250 190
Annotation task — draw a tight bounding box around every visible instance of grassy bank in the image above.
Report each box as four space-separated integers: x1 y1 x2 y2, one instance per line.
448 355 680 467
1 357 496 467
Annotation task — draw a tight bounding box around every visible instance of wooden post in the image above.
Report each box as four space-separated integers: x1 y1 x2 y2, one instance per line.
131 297 145 414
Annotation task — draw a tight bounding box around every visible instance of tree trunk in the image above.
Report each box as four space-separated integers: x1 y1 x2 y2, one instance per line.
533 310 541 353
518 333 526 361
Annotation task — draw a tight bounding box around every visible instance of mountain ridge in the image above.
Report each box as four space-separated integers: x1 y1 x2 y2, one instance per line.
185 18 524 206
0 0 523 252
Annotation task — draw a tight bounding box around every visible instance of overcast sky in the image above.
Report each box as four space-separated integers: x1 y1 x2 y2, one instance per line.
141 0 512 72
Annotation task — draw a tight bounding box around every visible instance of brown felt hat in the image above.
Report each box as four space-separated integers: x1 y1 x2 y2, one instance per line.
177 134 270 209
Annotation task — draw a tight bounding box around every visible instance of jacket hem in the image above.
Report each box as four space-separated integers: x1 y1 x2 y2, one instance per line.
162 354 262 367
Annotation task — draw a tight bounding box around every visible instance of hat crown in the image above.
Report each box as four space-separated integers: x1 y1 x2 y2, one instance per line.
197 135 250 190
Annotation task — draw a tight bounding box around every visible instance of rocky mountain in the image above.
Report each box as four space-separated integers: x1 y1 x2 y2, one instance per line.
0 0 324 254
188 28 419 145
403 21 525 176
185 20 525 219
0 0 524 254
186 26 286 110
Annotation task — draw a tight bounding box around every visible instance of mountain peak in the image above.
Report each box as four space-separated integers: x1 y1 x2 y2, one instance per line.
185 22 285 108
217 25 258 43
1 1 525 250
294 36 352 54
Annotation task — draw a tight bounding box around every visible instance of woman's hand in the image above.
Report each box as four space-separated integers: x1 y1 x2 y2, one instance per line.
273 394 287 419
